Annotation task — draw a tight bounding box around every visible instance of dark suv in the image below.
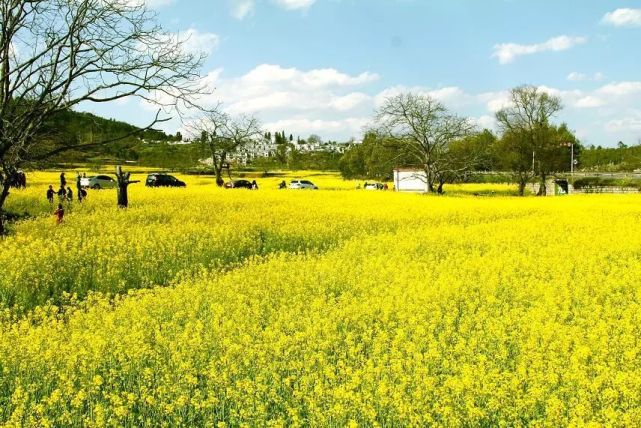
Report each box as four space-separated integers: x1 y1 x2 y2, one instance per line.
145 173 186 188
224 179 253 189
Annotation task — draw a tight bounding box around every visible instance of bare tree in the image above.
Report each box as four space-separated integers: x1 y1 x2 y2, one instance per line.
0 0 205 234
190 110 262 186
495 85 563 196
373 92 474 193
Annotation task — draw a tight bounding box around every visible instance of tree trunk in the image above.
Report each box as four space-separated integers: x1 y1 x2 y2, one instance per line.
115 165 134 208
424 167 435 193
518 180 526 196
0 179 10 236
117 182 129 208
214 165 224 187
211 153 225 187
437 180 445 194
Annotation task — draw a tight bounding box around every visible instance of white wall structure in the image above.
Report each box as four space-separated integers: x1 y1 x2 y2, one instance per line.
393 169 428 192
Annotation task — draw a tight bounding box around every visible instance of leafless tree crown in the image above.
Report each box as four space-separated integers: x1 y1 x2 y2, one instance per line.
0 0 206 167
187 109 262 185
373 92 475 191
495 85 562 133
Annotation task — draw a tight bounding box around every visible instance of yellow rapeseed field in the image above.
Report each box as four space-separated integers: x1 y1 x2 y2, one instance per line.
1 170 640 426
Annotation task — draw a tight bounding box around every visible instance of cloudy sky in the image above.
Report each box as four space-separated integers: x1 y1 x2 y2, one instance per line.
84 0 641 146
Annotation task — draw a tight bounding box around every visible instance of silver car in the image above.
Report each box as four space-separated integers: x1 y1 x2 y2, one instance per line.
289 180 318 190
80 175 117 189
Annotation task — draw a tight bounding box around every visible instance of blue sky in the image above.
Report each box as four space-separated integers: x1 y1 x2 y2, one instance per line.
84 0 641 146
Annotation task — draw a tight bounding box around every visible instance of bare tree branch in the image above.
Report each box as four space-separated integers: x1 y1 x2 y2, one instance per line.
0 0 207 233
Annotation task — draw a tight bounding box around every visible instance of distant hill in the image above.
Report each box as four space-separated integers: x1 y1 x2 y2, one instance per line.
38 109 207 169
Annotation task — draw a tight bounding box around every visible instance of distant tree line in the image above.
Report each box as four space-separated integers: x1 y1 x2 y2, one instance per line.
338 86 584 196
580 142 641 172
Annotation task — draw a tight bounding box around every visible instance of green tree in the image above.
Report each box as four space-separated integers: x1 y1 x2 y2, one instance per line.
495 85 564 196
338 132 413 181
493 129 537 196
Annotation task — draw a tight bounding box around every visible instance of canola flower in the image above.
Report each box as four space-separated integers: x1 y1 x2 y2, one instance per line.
0 171 514 312
1 171 641 426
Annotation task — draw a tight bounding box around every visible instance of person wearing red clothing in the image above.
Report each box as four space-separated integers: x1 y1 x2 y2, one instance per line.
54 204 64 225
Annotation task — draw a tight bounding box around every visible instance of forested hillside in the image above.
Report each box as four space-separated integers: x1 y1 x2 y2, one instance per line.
38 110 201 169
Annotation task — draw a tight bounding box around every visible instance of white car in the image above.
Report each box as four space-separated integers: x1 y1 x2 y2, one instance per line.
289 180 318 190
81 175 117 189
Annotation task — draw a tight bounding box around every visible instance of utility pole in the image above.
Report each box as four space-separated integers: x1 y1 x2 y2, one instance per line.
563 142 575 175
570 143 575 175
532 151 536 173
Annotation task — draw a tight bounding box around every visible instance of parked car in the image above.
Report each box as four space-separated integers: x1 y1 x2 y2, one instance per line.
364 182 385 190
145 173 186 187
224 179 253 189
289 180 318 190
80 175 117 189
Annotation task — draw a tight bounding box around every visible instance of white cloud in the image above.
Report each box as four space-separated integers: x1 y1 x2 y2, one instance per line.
127 0 174 8
180 64 378 139
526 81 641 110
602 8 641 27
241 64 378 88
492 35 587 64
143 58 641 143
329 93 371 111
273 0 317 10
374 85 475 109
471 115 496 130
477 91 511 112
568 72 587 81
575 96 605 108
597 81 641 97
568 72 605 82
231 0 254 19
605 111 641 133
300 68 379 87
230 0 317 18
174 29 220 56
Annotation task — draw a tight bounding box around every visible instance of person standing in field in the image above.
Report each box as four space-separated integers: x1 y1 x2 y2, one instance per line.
76 173 83 202
54 204 64 224
57 185 66 201
66 187 73 202
15 170 26 188
46 185 55 203
60 172 66 188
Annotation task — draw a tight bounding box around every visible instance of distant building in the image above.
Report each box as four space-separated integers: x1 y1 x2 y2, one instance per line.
393 168 429 192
